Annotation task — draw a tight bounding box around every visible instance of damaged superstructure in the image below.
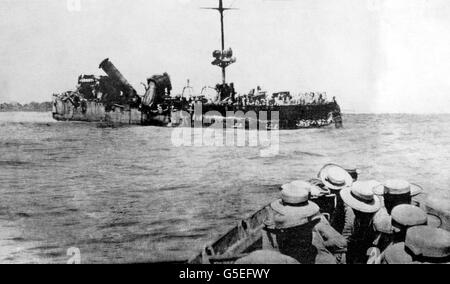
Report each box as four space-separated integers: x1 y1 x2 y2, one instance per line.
52 57 342 129
52 58 170 125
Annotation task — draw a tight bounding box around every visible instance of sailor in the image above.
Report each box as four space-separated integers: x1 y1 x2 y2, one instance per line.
299 94 305 105
373 204 433 256
260 185 338 264
318 94 324 104
339 182 381 264
309 93 315 105
391 205 431 242
280 180 348 258
373 179 424 214
311 92 317 105
371 180 431 251
96 91 103 101
317 164 354 234
380 226 450 264
157 104 163 114
230 82 236 103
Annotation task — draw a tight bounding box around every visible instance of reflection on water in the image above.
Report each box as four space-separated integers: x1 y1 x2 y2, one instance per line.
0 112 449 263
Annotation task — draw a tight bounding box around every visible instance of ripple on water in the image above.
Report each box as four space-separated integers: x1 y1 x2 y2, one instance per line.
0 113 450 263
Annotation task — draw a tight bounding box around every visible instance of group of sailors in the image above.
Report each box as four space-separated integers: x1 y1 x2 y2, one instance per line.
235 164 450 264
295 92 334 106
231 88 336 107
179 82 336 108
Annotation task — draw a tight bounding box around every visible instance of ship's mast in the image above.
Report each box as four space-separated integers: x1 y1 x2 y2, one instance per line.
220 0 225 54
202 0 237 85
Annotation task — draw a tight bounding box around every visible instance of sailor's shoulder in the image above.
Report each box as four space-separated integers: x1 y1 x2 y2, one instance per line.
373 207 393 234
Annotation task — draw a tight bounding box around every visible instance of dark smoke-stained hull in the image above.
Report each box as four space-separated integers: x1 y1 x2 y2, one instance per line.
200 103 342 129
52 100 143 124
52 98 342 129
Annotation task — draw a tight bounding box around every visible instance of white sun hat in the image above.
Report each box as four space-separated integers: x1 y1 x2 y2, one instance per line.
373 179 424 197
318 164 353 191
280 180 328 198
340 181 381 214
270 186 320 229
391 204 428 232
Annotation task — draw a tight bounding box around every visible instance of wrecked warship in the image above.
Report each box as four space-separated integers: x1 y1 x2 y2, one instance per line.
52 1 343 129
52 57 343 129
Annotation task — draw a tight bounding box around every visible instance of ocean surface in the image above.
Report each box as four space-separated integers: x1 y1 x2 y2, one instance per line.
0 112 449 264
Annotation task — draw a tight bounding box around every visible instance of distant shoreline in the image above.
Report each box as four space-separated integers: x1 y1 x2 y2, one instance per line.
0 110 51 113
0 108 448 116
343 112 450 115
0 102 52 112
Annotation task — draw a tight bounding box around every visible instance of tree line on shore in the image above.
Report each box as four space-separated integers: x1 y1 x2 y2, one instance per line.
0 102 53 112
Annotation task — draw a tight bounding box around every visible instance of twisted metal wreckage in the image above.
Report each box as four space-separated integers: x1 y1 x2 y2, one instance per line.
52 58 343 129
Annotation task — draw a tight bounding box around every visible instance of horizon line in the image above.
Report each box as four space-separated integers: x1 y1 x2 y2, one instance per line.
1 102 449 116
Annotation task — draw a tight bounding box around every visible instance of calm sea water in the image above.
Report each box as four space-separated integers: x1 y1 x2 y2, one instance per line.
0 112 449 263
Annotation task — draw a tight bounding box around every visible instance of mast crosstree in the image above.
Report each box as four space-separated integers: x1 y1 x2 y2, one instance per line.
201 0 237 85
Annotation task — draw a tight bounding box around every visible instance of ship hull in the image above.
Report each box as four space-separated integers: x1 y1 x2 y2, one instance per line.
52 99 144 125
52 98 342 129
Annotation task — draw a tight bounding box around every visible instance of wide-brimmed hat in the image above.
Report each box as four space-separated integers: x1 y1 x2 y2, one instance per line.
270 186 320 230
373 179 424 197
373 207 393 234
384 226 450 264
318 164 353 191
340 181 381 213
424 194 450 231
383 242 416 264
407 226 450 258
280 180 329 198
375 205 441 234
391 204 428 232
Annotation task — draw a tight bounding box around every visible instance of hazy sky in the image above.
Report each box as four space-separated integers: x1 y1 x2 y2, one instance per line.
0 0 449 113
